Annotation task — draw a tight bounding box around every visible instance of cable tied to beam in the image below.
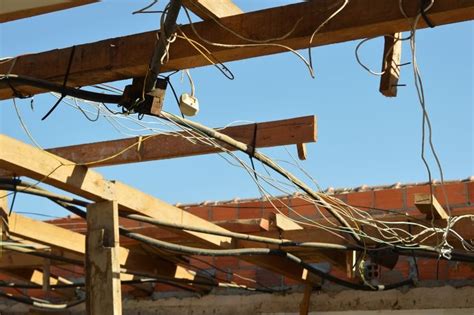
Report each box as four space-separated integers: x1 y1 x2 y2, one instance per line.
41 45 76 120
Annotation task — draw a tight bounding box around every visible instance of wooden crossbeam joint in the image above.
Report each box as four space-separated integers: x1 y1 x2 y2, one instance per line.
414 193 449 220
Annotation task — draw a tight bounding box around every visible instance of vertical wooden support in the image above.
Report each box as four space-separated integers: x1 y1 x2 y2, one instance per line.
299 284 313 315
379 33 402 97
42 259 51 292
296 143 307 161
86 200 122 315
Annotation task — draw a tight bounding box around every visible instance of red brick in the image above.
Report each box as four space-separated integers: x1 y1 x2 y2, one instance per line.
283 276 301 287
434 182 467 206
155 283 179 292
406 185 431 209
333 193 348 203
215 256 239 269
232 269 257 287
211 206 238 221
467 181 474 204
189 257 215 270
262 198 290 218
238 201 263 219
288 196 318 220
239 259 256 268
346 191 374 209
256 268 282 288
374 189 404 210
187 206 210 220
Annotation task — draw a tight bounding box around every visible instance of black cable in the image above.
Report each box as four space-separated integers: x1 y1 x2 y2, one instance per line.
7 177 18 216
420 0 435 28
119 229 414 291
2 74 122 104
41 46 76 120
248 123 259 183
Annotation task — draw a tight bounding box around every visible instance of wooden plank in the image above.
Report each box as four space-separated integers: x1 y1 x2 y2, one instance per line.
46 116 316 167
0 0 98 23
270 213 304 231
414 193 449 220
6 212 200 284
86 201 122 315
0 135 320 284
1 0 472 99
299 284 313 315
379 33 402 97
183 0 242 20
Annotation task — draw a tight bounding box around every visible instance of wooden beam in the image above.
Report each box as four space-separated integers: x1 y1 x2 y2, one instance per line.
296 143 307 161
183 0 242 20
86 201 122 315
414 193 449 220
1 0 472 99
0 0 98 23
379 33 402 97
299 284 313 315
0 135 320 284
270 213 303 231
6 212 200 285
46 116 316 167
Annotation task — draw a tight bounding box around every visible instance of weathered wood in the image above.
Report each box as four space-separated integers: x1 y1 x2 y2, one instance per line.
86 201 122 315
1 0 472 99
270 213 304 231
380 33 402 97
47 116 316 167
299 284 313 315
414 193 449 220
0 135 321 284
183 0 242 20
6 212 201 285
296 143 307 161
0 0 98 23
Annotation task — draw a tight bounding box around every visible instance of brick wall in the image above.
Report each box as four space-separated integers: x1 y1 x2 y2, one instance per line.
39 178 474 295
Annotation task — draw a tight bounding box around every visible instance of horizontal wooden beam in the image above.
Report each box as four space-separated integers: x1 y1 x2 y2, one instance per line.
183 0 242 20
0 0 98 23
1 0 472 99
5 212 199 284
48 115 316 167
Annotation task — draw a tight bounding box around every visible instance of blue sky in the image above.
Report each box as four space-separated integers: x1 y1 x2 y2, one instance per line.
0 1 472 219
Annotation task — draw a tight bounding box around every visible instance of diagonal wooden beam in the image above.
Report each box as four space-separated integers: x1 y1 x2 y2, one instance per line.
183 0 242 20
0 0 472 99
0 135 320 284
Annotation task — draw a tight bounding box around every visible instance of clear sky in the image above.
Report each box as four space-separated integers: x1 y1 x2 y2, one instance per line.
0 1 473 219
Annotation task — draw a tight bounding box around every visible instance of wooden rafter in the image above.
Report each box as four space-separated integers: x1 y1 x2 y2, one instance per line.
5 212 200 285
0 135 320 284
0 116 316 172
0 0 472 99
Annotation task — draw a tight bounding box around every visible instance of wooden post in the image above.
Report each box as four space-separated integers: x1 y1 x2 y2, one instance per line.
299 284 313 315
86 200 122 315
379 33 402 97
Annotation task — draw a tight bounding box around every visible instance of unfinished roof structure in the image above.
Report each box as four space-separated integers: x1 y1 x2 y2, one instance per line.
0 1 473 314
